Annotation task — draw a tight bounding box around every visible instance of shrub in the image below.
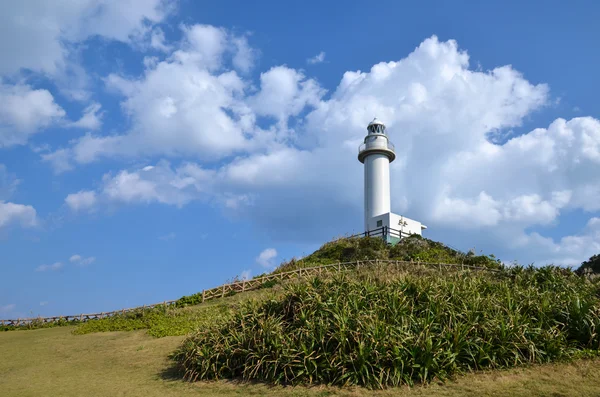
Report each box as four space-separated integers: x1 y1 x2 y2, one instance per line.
577 254 600 275
174 266 600 389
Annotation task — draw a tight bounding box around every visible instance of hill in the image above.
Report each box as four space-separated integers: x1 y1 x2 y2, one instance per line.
173 265 600 388
3 234 600 395
273 234 503 274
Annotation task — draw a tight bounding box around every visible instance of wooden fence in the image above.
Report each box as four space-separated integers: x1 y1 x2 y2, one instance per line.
1 259 500 327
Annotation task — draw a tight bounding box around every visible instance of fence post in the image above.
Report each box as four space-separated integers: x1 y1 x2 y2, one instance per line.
242 280 246 292
202 290 205 303
222 285 226 298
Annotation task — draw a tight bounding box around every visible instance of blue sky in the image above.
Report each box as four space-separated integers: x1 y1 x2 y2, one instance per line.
1 0 599 319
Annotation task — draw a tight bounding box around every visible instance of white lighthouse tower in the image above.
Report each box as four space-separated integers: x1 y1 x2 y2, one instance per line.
358 118 427 243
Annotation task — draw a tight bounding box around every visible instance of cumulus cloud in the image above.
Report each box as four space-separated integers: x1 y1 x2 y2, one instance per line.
0 0 175 77
65 190 97 212
36 262 64 272
60 34 600 266
150 27 172 52
44 24 323 170
0 83 65 147
256 248 278 268
232 36 257 73
64 160 220 210
307 51 326 65
0 201 37 229
248 66 325 129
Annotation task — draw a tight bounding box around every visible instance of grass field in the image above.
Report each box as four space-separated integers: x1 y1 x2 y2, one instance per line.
2 326 600 397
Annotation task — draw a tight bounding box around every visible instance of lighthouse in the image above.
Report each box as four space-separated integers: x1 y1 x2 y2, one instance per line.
358 118 427 244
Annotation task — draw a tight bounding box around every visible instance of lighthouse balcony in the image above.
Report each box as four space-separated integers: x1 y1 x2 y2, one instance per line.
358 140 396 163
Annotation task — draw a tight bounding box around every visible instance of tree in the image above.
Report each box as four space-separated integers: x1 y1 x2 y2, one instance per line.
576 254 600 275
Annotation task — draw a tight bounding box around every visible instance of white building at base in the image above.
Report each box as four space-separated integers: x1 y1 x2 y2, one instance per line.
358 118 427 244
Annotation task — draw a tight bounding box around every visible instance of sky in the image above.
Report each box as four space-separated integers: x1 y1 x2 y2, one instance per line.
1 0 600 319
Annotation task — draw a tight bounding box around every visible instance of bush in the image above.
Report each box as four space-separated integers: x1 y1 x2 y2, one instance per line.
576 254 600 275
174 266 600 389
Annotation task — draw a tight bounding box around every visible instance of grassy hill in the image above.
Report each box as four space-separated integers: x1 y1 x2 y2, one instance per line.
174 265 600 388
3 234 600 395
273 234 503 274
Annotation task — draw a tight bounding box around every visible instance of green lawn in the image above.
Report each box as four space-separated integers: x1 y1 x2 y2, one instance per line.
2 326 600 396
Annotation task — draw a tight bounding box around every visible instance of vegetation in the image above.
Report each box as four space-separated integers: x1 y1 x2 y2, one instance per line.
174 265 600 389
1 316 81 332
72 289 272 337
73 303 231 338
3 326 600 397
275 234 502 273
577 254 600 275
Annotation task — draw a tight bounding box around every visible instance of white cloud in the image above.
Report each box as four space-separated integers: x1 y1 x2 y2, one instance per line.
0 164 20 200
36 262 63 272
43 24 321 171
80 257 96 266
307 51 326 65
69 254 95 266
248 66 325 129
513 217 600 267
256 248 277 268
41 148 74 174
65 190 97 212
64 161 215 209
0 304 16 314
68 102 103 130
231 36 257 73
0 201 37 229
0 83 65 147
150 27 172 52
39 301 48 306
0 0 175 77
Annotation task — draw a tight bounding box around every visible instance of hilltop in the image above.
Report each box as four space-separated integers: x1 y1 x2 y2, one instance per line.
273 234 503 273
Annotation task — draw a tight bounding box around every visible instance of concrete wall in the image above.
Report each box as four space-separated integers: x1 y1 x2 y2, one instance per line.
366 212 426 245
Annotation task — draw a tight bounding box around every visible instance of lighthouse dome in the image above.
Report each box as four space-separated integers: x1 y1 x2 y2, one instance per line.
367 118 386 134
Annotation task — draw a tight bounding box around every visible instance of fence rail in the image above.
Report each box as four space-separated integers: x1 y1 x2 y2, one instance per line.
1 259 500 327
